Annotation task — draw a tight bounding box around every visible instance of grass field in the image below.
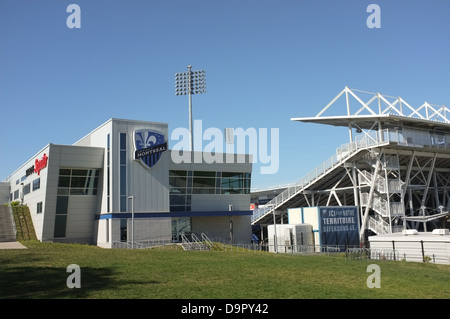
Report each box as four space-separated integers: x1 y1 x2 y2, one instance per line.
0 241 449 299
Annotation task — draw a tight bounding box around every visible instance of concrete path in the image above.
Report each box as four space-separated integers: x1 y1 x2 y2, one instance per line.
0 241 27 249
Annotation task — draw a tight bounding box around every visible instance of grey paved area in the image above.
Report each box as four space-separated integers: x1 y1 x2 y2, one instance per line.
0 241 27 249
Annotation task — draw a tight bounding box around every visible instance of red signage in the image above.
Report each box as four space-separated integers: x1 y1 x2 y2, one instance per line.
34 153 48 175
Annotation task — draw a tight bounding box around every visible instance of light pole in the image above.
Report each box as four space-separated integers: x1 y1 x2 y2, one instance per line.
175 65 206 152
127 195 134 249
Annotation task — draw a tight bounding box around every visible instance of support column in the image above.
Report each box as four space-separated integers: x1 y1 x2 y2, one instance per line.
360 155 382 244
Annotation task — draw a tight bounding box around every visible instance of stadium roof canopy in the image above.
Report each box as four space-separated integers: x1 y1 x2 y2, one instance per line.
291 87 450 132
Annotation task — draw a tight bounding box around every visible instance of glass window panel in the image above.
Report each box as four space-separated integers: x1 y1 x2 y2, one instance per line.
54 215 67 238
120 166 127 195
71 176 87 188
221 188 243 195
23 184 31 195
58 176 70 187
84 176 96 189
170 194 186 205
193 177 216 188
120 195 127 212
32 178 40 191
193 188 215 194
70 188 86 195
120 219 127 241
59 169 71 176
120 133 126 150
222 172 243 178
120 150 126 165
170 205 186 212
169 176 187 188
194 171 216 178
37 202 43 214
169 170 187 177
77 188 97 195
170 187 186 194
55 196 69 215
72 169 88 176
57 188 70 195
92 176 99 188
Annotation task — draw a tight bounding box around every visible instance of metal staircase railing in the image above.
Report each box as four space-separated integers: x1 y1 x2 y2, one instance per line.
358 170 402 194
181 232 214 251
252 129 391 224
368 216 390 234
201 233 222 251
361 193 405 218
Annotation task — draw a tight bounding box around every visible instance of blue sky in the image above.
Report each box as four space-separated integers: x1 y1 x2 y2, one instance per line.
1 0 449 189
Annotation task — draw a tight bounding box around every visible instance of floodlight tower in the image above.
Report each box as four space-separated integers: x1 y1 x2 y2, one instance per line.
175 65 206 151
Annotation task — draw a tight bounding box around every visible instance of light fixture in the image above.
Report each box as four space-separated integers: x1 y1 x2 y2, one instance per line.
175 65 206 151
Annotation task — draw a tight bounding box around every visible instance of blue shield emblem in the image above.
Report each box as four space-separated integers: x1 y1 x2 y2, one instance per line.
134 129 167 168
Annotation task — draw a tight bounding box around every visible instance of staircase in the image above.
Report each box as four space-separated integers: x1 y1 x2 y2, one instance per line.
358 166 405 235
252 130 391 224
0 205 16 242
181 232 221 251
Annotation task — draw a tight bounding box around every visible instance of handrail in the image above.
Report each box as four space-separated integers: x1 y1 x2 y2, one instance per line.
181 233 193 250
201 232 222 250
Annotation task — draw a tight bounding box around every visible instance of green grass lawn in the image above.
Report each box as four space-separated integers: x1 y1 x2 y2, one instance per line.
0 241 449 299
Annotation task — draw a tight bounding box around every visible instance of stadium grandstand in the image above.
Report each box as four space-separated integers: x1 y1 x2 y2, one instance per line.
252 86 450 246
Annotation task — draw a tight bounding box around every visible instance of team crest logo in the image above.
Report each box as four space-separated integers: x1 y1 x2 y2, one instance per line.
134 129 167 168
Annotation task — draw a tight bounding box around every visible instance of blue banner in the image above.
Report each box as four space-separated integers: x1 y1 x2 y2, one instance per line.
319 206 359 250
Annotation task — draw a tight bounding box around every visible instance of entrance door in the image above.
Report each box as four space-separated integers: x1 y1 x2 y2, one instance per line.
172 217 191 242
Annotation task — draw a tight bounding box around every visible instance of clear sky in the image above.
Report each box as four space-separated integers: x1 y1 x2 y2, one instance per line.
1 0 449 190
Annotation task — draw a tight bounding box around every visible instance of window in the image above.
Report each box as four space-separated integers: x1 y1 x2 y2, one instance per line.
13 190 19 200
37 202 43 214
221 172 251 194
107 134 111 212
32 178 40 191
54 196 68 237
23 183 31 196
57 169 99 195
120 219 127 242
192 171 216 194
168 170 251 211
172 217 191 242
120 133 127 212
169 170 191 212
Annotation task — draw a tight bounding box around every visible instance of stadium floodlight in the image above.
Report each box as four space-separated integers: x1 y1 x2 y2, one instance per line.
175 65 206 151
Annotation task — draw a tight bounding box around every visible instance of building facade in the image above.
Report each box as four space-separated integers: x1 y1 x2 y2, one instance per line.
2 118 253 247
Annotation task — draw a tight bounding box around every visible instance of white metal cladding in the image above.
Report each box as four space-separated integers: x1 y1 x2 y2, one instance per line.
369 232 450 264
74 118 170 214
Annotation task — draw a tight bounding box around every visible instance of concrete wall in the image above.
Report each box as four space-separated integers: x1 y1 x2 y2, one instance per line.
191 194 250 212
191 215 252 244
0 183 10 205
128 217 172 242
